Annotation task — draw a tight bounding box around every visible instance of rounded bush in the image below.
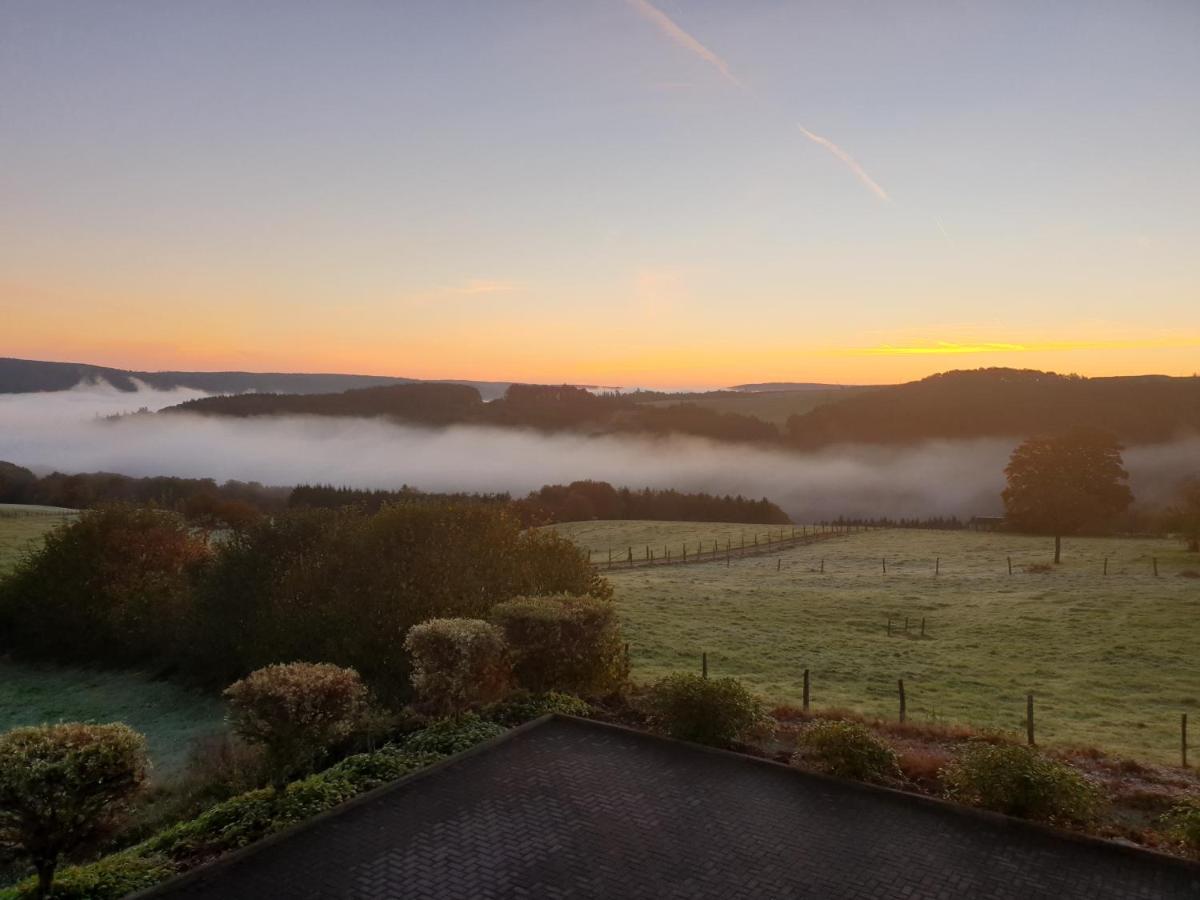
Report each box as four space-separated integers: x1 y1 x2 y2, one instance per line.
491 594 626 696
404 618 512 714
941 742 1101 824
0 722 149 897
646 673 764 748
224 662 369 784
791 720 899 783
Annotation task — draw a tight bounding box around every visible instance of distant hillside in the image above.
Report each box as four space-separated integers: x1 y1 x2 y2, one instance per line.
729 382 863 393
785 369 1200 447
0 357 513 399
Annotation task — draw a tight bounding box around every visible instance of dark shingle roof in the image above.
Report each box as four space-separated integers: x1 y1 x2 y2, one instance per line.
133 716 1200 899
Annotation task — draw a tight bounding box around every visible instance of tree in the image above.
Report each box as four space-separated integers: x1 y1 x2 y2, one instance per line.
0 723 148 899
1002 429 1134 563
1167 477 1200 552
224 662 369 785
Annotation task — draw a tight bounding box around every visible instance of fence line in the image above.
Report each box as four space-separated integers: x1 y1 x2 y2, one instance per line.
589 523 867 570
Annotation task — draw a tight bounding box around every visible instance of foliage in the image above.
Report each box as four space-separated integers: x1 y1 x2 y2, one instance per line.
941 743 1101 824
1161 798 1200 856
189 503 608 696
0 723 149 898
0 505 208 665
0 851 174 900
791 721 900 783
1167 477 1200 552
224 663 368 785
483 691 592 727
645 673 765 748
1002 428 1133 562
402 713 506 756
515 480 789 527
491 595 625 695
404 619 512 715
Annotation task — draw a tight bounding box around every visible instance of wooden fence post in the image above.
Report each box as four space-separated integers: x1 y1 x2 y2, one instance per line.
702 652 708 679
1153 557 1159 577
1103 556 1108 576
776 558 781 571
898 679 906 723
1026 693 1035 746
882 557 887 574
935 557 940 576
921 617 926 637
803 668 810 711
887 617 892 636
1183 713 1189 768
1008 556 1013 576
820 558 824 574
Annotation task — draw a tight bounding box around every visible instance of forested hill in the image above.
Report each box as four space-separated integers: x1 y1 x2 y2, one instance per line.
0 356 514 399
784 369 1200 447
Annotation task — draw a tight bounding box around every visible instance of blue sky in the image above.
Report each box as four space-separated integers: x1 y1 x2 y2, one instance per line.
2 1 1198 386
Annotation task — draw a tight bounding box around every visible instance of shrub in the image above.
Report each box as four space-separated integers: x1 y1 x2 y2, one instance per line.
1161 798 1200 856
404 619 512 714
491 594 625 695
0 851 175 900
0 505 208 665
645 673 764 748
402 713 506 756
0 723 149 899
224 662 369 785
188 503 608 697
484 691 592 727
792 721 900 783
942 743 1101 824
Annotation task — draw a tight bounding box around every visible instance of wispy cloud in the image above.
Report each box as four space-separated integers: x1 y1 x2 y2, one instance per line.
625 0 742 88
796 126 890 202
623 0 889 202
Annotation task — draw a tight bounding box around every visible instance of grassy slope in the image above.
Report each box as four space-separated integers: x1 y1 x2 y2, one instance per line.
551 520 805 563
1 506 225 775
0 660 226 776
635 387 877 426
0 505 76 574
555 522 1200 762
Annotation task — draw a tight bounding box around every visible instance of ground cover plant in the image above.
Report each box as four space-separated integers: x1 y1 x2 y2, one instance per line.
645 673 764 747
792 720 900 783
560 523 1200 762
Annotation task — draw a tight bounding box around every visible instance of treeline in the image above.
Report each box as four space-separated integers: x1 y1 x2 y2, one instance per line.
289 484 512 513
291 480 790 526
516 480 791 526
0 461 285 527
827 515 968 530
0 503 607 699
164 383 783 447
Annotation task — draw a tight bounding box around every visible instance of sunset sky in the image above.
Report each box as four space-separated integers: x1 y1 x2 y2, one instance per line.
2 1 1198 388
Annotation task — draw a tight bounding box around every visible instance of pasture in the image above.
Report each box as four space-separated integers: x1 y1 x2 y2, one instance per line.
0 503 75 573
555 521 1200 762
0 659 226 776
635 386 878 426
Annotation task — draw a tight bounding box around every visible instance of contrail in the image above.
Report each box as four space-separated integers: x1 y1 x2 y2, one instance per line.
797 126 890 202
624 0 889 202
625 0 743 88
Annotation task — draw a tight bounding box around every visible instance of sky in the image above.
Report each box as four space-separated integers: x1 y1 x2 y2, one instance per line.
2 0 1198 389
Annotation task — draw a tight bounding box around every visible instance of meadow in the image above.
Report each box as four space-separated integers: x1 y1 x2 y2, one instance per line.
636 386 876 426
554 521 1200 763
0 504 75 573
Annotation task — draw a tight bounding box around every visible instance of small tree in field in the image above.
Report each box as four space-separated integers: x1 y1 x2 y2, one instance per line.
0 723 149 899
1002 429 1134 563
224 662 368 785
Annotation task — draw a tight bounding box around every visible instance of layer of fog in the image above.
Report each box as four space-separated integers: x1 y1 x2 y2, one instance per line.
1 382 1196 520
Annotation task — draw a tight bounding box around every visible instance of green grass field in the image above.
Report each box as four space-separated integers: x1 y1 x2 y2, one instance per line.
0 504 76 574
554 521 1200 762
0 659 226 776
